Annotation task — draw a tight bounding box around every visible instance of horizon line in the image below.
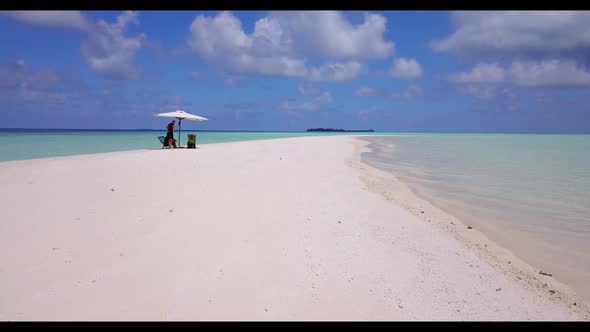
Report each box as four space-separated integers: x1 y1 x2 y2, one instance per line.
0 128 589 135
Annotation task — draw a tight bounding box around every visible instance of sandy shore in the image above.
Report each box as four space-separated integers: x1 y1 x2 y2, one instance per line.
0 136 588 320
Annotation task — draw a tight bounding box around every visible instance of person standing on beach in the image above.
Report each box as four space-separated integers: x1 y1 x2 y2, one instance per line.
165 120 177 148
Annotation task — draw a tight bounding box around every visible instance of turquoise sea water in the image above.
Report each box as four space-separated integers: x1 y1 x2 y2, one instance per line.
0 130 385 162
361 134 590 301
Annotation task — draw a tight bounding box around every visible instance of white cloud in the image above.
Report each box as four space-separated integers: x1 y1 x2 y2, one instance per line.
188 11 306 78
431 11 590 96
1 11 146 80
81 11 146 80
0 11 90 30
0 59 67 106
390 58 422 79
354 87 379 97
267 11 394 60
431 11 590 56
508 60 590 87
279 92 332 112
449 60 590 88
450 63 505 83
308 62 364 81
187 11 393 79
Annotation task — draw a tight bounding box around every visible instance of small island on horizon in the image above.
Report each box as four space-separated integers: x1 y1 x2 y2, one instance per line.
306 128 375 132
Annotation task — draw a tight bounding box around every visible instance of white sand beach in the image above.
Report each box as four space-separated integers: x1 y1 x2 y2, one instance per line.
0 136 588 321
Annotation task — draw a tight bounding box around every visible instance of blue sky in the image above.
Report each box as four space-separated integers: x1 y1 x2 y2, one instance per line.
0 10 589 133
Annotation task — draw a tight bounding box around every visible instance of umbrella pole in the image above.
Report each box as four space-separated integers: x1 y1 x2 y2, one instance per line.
178 118 182 147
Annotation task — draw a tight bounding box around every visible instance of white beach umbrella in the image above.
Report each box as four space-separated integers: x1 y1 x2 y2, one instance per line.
154 110 208 146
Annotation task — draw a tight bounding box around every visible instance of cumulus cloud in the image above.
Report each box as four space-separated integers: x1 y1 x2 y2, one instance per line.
450 60 590 89
81 11 146 80
188 11 306 78
432 11 590 96
1 10 147 80
267 11 394 60
450 63 505 83
187 11 393 80
431 11 590 57
0 11 90 30
508 59 590 87
308 62 364 81
390 58 423 79
0 59 67 106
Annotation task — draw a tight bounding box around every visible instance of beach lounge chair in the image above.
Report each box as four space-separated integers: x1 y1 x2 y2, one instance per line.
158 136 167 149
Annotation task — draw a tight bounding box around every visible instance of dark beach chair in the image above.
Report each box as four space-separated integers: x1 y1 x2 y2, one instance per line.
158 136 167 149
